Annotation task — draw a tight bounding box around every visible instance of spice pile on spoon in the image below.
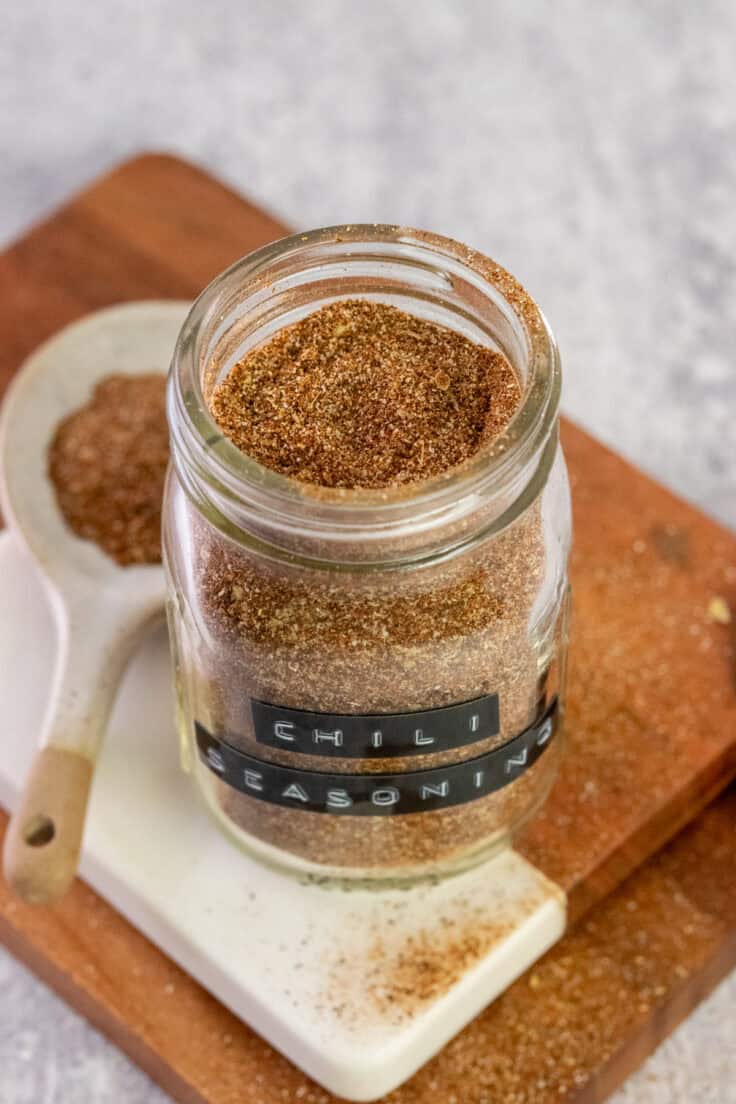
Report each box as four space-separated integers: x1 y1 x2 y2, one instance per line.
48 373 168 566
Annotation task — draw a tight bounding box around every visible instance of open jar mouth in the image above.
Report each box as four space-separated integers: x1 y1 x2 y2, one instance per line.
168 225 561 565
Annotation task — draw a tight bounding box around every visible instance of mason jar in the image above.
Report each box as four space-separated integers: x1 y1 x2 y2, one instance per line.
163 225 571 883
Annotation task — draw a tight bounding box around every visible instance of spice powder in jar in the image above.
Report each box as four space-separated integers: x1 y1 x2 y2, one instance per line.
164 226 571 882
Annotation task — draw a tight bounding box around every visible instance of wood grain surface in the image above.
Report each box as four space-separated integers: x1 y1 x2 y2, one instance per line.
1 153 735 1103
3 783 736 1104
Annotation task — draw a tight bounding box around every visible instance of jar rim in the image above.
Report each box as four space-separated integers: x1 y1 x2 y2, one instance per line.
168 224 561 553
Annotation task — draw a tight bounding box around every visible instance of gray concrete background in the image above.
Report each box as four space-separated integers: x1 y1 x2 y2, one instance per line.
1 2 735 1102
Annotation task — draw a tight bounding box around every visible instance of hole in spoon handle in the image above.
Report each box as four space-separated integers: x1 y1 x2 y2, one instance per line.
3 747 93 905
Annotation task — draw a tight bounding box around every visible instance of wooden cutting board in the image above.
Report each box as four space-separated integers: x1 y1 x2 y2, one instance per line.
1 154 735 1102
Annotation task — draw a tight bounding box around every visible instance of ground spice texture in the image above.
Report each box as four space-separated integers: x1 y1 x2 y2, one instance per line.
197 506 561 870
189 299 564 873
48 374 168 566
210 299 521 488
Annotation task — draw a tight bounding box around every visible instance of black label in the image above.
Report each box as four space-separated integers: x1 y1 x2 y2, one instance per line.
251 693 500 758
195 698 557 817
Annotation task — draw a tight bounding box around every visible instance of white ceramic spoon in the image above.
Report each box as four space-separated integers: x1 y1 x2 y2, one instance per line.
0 300 190 904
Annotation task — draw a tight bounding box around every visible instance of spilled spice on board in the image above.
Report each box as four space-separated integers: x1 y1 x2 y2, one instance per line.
359 914 514 1019
48 373 169 566
251 796 736 1103
318 883 533 1031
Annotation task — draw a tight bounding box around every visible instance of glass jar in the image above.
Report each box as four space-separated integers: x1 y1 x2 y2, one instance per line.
163 225 571 883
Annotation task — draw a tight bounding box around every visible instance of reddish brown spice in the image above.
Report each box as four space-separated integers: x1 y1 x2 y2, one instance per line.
48 373 168 566
210 299 521 488
190 299 563 874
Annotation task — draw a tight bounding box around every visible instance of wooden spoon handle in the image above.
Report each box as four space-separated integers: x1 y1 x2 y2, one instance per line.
3 747 93 905
1 588 162 905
